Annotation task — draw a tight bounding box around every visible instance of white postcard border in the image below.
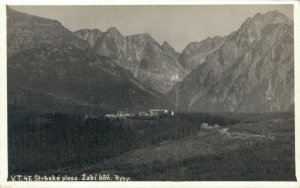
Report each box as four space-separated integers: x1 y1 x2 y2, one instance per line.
0 1 299 188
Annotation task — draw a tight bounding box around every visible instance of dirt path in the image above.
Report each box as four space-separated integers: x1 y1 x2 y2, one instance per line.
216 126 276 140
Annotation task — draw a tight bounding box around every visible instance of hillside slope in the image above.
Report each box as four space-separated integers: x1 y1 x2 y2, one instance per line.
7 8 171 114
7 7 89 57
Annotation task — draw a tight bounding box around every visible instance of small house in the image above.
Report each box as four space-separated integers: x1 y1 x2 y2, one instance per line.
170 110 175 116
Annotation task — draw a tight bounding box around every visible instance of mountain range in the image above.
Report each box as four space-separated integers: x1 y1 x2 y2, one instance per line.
7 7 171 114
74 27 187 94
168 10 294 112
7 7 294 113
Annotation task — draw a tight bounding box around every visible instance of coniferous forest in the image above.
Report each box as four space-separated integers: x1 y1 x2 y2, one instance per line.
8 105 295 181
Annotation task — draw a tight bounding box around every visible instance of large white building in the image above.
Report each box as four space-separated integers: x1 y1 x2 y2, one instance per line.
149 109 168 116
105 109 174 120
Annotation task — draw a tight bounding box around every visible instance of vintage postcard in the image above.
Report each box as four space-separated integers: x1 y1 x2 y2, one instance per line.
0 1 299 188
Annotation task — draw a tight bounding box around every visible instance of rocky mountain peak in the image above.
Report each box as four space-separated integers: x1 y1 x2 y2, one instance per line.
84 28 186 94
74 28 103 47
138 33 152 39
106 26 123 37
75 29 90 38
179 36 225 71
253 10 291 23
161 41 175 52
128 33 158 46
261 10 292 24
92 28 102 32
240 10 292 33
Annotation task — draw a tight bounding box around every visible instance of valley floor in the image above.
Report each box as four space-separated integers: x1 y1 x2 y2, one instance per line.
8 110 295 181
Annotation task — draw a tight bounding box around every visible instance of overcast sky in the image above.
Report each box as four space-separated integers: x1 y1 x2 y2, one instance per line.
10 5 293 52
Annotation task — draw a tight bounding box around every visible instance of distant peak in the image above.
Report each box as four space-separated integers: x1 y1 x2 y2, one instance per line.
253 10 292 24
142 33 151 38
253 12 262 19
128 33 155 42
162 41 170 46
260 10 286 19
240 10 292 32
265 9 283 16
104 26 124 38
161 41 173 50
107 26 120 33
92 28 102 32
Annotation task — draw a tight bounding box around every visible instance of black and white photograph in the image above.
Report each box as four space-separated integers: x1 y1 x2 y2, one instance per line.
4 3 297 183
